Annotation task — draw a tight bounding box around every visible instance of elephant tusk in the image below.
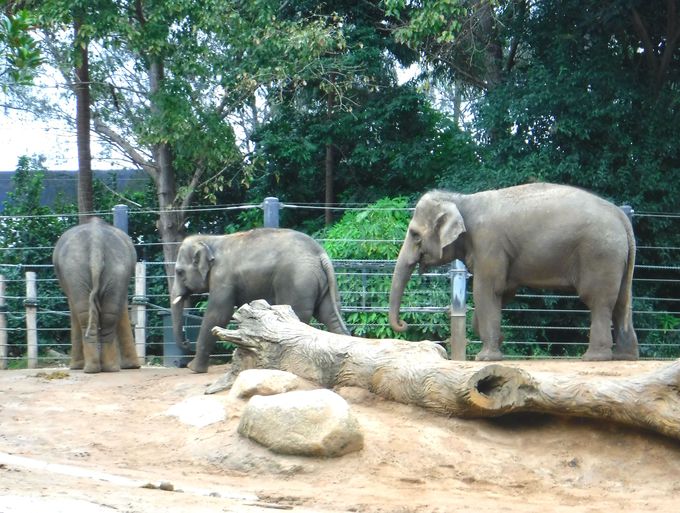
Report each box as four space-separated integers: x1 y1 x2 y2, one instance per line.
172 295 183 305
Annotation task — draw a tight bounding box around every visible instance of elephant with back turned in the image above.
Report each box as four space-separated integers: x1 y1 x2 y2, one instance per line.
171 228 349 373
389 182 638 361
53 217 140 373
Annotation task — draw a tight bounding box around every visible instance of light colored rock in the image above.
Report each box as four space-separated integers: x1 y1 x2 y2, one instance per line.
165 395 226 427
238 389 364 457
229 369 317 400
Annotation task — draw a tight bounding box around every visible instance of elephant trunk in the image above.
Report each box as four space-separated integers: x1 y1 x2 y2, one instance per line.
389 248 417 333
171 281 191 351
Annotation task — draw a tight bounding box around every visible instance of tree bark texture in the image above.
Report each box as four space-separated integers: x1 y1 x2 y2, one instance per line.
147 58 184 289
74 17 94 223
324 81 336 227
213 300 680 442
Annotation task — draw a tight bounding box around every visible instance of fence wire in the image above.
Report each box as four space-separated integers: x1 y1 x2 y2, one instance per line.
0 203 678 368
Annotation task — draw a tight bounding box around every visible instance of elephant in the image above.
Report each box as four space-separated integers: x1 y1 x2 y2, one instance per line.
171 228 350 373
389 182 638 361
52 217 140 373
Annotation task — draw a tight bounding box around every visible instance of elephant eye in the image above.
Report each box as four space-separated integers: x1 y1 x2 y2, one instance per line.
176 268 185 278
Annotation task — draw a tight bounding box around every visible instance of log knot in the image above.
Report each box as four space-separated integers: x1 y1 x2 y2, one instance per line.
466 365 535 416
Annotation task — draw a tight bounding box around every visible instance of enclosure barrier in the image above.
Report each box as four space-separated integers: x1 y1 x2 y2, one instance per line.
0 200 678 368
0 276 6 370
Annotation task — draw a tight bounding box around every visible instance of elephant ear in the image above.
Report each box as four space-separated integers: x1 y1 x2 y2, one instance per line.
436 201 466 255
193 241 215 283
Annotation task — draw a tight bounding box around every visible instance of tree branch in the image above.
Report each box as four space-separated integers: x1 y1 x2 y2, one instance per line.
92 118 157 177
212 300 680 442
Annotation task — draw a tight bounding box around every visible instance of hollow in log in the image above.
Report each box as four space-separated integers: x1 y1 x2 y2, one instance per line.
211 300 680 441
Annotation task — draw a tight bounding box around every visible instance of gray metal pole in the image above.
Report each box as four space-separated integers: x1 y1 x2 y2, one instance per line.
0 275 6 370
620 204 634 223
449 259 468 360
113 204 129 233
263 197 280 228
25 271 38 369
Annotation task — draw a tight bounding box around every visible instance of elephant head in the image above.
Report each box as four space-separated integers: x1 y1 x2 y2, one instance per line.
171 237 215 350
389 192 466 332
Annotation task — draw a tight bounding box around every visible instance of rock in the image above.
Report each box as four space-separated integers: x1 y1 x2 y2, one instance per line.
165 396 226 427
229 369 317 400
238 389 364 457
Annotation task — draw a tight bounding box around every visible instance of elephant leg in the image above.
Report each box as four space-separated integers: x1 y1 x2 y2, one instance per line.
472 282 504 361
579 273 618 361
116 307 141 369
78 310 102 373
100 340 121 372
281 292 314 325
188 300 234 373
98 311 122 372
314 296 346 334
582 303 614 361
68 309 84 370
612 302 638 360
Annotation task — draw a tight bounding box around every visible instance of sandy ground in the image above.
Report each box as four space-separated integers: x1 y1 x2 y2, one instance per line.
1 360 679 513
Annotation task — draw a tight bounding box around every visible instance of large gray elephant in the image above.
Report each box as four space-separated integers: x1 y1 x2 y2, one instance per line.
171 228 349 373
53 217 140 373
389 182 638 361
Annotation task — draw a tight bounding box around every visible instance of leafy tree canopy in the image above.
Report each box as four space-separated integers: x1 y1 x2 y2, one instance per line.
0 9 42 85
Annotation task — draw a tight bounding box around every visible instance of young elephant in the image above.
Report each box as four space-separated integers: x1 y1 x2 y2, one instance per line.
389 183 638 361
53 217 140 373
171 228 349 373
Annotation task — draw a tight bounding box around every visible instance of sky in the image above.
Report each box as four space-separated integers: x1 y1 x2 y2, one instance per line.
0 63 422 173
0 110 126 172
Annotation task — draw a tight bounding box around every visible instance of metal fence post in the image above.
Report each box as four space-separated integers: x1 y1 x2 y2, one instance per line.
263 197 280 228
449 259 468 360
132 262 147 365
0 275 6 370
25 271 38 369
113 204 129 233
620 204 634 223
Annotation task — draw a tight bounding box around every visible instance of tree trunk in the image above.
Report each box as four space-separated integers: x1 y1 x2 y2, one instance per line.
73 17 94 223
324 79 336 226
324 142 335 226
211 300 680 442
148 58 184 290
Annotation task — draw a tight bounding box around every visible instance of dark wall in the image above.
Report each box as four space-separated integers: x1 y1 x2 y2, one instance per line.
0 169 149 212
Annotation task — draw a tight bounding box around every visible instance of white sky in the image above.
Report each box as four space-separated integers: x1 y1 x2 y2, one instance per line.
0 62 423 172
0 110 126 171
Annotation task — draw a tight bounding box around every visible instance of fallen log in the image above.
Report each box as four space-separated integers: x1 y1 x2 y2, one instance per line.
212 300 680 441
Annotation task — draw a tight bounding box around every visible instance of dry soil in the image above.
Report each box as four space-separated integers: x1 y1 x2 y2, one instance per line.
1 360 679 513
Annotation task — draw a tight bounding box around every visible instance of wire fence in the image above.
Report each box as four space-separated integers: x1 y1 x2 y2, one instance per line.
0 201 678 369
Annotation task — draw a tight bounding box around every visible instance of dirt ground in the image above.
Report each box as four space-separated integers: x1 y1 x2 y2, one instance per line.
1 360 679 513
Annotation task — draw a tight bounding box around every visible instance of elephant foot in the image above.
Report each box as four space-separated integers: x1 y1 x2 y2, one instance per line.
121 359 141 370
612 346 639 361
187 357 209 374
83 363 102 373
70 359 84 370
582 347 613 361
475 348 503 361
101 363 121 372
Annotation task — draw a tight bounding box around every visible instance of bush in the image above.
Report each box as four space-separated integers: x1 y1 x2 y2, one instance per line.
318 197 451 341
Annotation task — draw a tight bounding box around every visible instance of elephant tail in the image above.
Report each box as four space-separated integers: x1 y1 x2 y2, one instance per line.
85 231 104 338
319 252 350 335
614 210 637 336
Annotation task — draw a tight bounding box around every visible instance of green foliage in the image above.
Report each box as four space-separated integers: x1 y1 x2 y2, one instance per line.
321 197 412 260
385 0 469 45
319 197 450 341
0 156 74 265
0 10 42 85
0 157 75 356
252 83 480 226
449 0 680 358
